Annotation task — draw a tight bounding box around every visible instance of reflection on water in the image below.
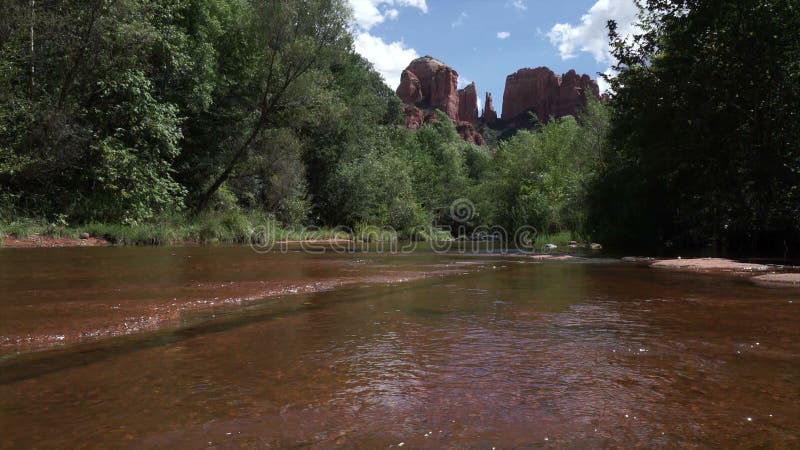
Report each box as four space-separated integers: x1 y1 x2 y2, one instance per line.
0 248 799 448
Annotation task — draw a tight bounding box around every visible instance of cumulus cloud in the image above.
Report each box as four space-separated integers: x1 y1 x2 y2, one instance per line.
547 0 639 63
348 0 428 30
497 31 511 40
353 32 419 88
596 67 616 93
347 0 427 88
547 0 639 92
506 0 527 10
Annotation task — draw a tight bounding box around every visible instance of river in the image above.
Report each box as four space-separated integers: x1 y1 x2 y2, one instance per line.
0 246 798 447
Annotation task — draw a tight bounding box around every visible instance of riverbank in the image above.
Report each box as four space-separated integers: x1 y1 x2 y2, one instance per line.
646 257 800 287
0 213 353 248
0 215 584 249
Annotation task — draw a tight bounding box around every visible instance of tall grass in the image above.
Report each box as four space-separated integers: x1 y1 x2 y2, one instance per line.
1 210 352 247
1 211 587 249
534 231 579 249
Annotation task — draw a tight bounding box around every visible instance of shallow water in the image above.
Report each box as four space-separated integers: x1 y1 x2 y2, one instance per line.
1 247 799 448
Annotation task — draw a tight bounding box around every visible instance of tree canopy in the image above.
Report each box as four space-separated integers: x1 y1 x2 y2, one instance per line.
592 0 800 253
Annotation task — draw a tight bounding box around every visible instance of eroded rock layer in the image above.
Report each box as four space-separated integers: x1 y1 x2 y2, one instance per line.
396 56 600 144
502 67 599 123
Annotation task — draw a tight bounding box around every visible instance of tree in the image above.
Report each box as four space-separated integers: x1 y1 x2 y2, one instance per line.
0 0 194 223
592 0 800 253
193 0 352 212
482 116 593 234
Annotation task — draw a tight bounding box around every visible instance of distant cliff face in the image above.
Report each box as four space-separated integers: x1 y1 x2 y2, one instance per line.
482 92 498 126
458 82 479 125
396 55 484 145
502 67 599 123
397 56 460 120
396 56 600 144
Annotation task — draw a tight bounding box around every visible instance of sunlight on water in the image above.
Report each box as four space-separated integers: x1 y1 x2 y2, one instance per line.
0 247 799 447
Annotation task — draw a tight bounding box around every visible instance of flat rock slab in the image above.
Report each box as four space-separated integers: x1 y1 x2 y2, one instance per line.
622 256 656 263
751 273 800 287
1 235 110 248
650 258 769 272
528 254 575 261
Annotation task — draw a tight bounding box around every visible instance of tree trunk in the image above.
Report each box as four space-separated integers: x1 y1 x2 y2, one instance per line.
195 125 263 213
29 0 35 94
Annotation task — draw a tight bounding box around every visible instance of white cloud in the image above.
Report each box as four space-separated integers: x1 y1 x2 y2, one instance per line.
547 0 639 92
547 0 639 63
353 32 419 88
347 0 427 87
348 0 428 30
451 11 468 28
384 8 399 20
497 31 511 40
597 67 615 93
506 0 527 10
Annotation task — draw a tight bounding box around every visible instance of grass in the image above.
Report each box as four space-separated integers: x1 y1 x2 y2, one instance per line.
534 231 576 248
0 211 587 249
0 210 353 247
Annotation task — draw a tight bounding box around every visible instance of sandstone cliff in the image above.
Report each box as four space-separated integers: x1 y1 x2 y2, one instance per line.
396 56 600 144
482 92 498 126
501 67 599 123
397 56 460 120
457 82 479 125
396 56 485 145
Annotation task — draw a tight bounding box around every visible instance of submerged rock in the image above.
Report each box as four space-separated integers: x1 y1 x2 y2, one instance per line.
751 273 800 287
650 258 770 272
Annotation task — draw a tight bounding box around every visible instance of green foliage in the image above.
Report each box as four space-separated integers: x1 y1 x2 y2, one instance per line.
0 0 191 223
409 114 473 224
0 0 612 246
478 100 606 236
327 127 428 230
592 0 800 253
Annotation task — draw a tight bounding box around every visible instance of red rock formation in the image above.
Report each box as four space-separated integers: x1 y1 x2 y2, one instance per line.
430 65 460 119
403 105 425 129
457 82 478 124
396 56 601 142
397 70 422 104
501 67 560 122
397 56 460 120
482 92 497 126
501 67 599 124
396 55 487 145
456 121 485 146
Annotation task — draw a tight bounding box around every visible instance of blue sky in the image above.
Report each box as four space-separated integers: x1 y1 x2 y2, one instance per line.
347 0 639 114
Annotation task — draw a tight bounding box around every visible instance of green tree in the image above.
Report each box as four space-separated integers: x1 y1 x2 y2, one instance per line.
301 51 403 224
410 114 471 223
0 0 194 223
326 126 427 230
192 0 352 212
592 0 800 253
480 97 607 236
